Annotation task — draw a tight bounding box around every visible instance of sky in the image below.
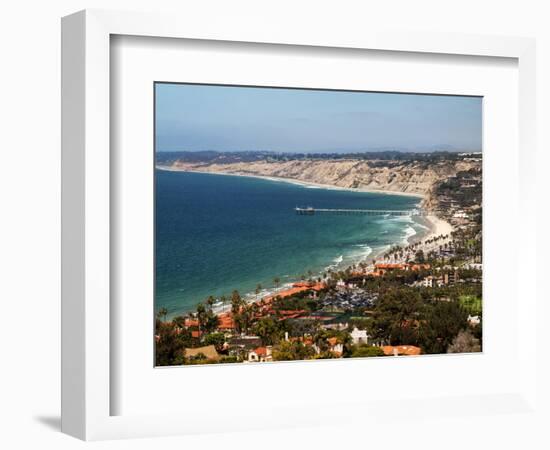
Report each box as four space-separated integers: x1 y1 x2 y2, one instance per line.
155 83 482 153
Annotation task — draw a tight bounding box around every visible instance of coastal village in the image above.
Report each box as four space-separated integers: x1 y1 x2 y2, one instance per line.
155 153 483 366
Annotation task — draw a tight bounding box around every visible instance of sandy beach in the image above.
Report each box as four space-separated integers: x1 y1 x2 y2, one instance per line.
405 214 454 248
424 214 454 239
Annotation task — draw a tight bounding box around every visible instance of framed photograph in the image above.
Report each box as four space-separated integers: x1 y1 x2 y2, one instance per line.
153 82 483 367
62 9 538 441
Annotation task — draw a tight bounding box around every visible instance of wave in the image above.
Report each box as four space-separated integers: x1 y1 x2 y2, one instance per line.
349 244 373 262
390 215 414 224
402 225 417 244
323 254 344 272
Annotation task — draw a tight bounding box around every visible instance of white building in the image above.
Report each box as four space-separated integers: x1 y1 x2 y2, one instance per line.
422 275 444 288
350 327 369 345
468 315 481 326
247 346 272 363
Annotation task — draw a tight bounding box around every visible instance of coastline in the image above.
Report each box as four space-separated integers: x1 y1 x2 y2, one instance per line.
211 212 455 317
365 214 450 264
156 165 425 199
156 165 454 316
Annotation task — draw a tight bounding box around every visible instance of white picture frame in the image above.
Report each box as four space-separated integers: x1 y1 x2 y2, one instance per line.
61 9 538 441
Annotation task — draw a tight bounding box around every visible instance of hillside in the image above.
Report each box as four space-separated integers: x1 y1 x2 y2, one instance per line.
160 157 481 205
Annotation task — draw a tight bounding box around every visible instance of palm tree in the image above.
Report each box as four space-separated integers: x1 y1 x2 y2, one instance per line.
157 307 168 322
220 295 227 310
273 277 280 289
196 303 207 331
231 290 243 315
255 283 262 300
206 295 215 311
172 316 185 329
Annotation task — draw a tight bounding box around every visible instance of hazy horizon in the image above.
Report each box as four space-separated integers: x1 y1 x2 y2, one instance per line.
155 83 482 153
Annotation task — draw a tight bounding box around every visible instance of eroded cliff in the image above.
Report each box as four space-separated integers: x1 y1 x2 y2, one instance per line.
166 158 480 204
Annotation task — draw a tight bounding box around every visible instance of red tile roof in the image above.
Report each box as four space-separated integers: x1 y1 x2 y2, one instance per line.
382 345 421 356
375 263 408 270
264 282 327 303
373 263 430 272
184 318 199 327
410 264 431 271
217 313 236 330
275 310 306 320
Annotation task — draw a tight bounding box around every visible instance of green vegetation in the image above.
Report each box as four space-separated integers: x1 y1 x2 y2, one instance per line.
459 295 482 316
272 341 316 361
351 345 385 358
155 320 193 366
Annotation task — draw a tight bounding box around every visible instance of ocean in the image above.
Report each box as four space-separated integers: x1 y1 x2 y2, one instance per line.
155 169 425 317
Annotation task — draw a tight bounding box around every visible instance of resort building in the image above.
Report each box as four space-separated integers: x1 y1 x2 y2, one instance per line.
421 276 439 288
263 281 327 303
420 273 458 288
374 263 408 275
374 262 430 276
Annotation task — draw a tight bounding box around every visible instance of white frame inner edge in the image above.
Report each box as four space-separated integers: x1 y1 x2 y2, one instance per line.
61 9 537 441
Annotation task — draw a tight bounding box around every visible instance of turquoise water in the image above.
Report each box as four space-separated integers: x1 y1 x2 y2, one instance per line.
155 170 425 317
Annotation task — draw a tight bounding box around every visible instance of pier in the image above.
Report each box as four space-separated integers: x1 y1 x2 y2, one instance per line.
295 207 426 216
